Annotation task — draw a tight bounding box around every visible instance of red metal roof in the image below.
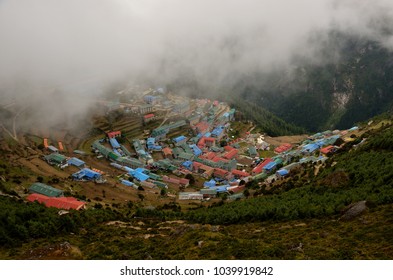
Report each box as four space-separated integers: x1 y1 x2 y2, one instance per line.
227 185 245 193
200 152 216 160
274 143 292 153
223 149 238 159
179 178 190 185
224 145 234 151
214 168 229 177
27 194 85 210
193 161 213 172
194 122 210 133
252 158 273 174
320 145 335 154
212 156 228 163
197 137 216 148
144 113 155 119
107 131 121 138
232 169 250 177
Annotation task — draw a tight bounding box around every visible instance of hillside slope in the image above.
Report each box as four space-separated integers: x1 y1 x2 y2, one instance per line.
1 115 392 259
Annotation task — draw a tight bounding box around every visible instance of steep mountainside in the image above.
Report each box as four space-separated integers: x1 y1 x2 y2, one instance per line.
235 33 393 132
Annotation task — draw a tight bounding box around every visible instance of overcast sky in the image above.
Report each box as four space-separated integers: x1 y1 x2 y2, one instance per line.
1 0 393 126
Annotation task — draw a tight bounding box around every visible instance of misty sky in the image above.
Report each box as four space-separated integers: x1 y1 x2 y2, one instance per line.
1 0 393 126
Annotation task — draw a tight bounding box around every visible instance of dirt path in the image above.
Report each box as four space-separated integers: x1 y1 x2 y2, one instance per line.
264 134 309 146
18 157 69 178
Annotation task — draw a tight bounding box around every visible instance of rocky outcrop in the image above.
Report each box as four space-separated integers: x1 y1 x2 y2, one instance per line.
340 200 368 221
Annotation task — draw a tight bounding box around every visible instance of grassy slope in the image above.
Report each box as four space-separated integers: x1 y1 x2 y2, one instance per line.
1 203 392 260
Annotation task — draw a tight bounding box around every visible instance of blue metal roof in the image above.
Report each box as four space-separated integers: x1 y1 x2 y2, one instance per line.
110 138 121 149
121 180 135 187
204 179 216 188
129 169 149 181
214 185 229 193
72 168 100 180
190 144 202 156
182 161 193 170
123 166 134 173
135 167 147 173
173 135 186 143
147 138 155 145
277 169 289 176
149 145 162 151
67 157 85 167
110 163 123 169
211 126 225 137
302 143 319 153
263 161 277 171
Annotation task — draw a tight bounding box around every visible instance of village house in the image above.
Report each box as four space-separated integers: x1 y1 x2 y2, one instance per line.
27 194 86 210
29 183 64 197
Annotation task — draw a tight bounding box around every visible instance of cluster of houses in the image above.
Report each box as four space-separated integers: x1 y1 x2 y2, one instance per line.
34 88 361 207
88 95 246 197
90 91 361 201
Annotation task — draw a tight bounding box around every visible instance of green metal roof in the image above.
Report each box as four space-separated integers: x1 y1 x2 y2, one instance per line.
29 183 63 197
274 158 284 165
146 172 161 181
248 146 257 155
178 152 194 161
253 172 268 181
44 153 67 164
108 152 119 160
228 193 244 200
92 140 112 156
199 189 217 195
117 157 143 167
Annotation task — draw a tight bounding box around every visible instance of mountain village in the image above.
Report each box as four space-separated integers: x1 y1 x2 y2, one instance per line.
24 87 361 211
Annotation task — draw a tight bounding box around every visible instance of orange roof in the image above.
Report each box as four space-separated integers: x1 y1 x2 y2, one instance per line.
162 147 173 155
43 138 49 148
58 141 64 151
92 168 105 174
